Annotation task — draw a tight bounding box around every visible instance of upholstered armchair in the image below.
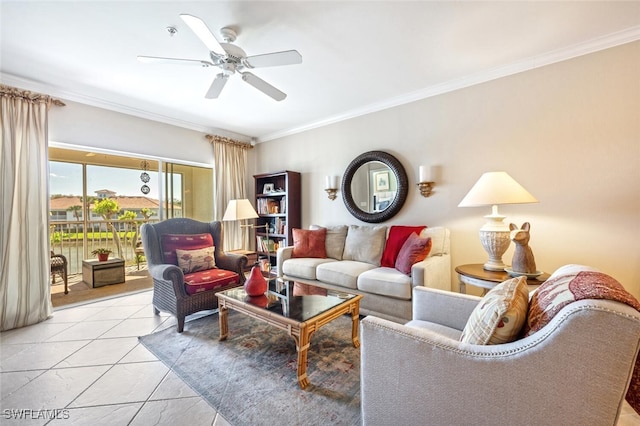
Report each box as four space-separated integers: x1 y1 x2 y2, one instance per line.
141 218 248 332
361 266 640 425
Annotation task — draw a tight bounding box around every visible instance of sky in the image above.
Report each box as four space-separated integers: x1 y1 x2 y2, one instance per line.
49 161 163 198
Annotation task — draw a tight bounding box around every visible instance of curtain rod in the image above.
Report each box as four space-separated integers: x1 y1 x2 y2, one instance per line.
206 134 253 149
0 84 65 107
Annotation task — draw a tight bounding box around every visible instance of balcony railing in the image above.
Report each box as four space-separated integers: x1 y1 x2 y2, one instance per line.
49 219 159 275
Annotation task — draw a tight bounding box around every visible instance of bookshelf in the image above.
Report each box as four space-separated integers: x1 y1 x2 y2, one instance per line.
254 170 301 266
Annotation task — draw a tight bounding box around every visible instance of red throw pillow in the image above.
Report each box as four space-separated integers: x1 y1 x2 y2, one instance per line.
395 232 432 276
292 228 327 258
380 225 426 267
160 233 214 266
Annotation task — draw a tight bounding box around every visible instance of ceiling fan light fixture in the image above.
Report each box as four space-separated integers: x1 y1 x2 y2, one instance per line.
141 14 301 101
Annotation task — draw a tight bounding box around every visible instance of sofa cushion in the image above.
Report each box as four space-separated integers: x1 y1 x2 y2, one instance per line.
183 268 239 295
395 233 432 275
176 246 216 274
357 267 412 300
342 225 387 266
420 227 447 257
460 276 529 345
161 233 214 265
292 228 327 258
282 257 337 280
380 225 426 267
310 225 348 260
316 260 377 289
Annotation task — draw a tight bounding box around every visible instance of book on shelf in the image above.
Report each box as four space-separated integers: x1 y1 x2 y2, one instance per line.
257 198 284 215
256 236 278 253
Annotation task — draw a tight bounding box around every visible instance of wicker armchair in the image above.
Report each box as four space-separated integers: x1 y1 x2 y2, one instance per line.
50 251 68 294
141 218 248 332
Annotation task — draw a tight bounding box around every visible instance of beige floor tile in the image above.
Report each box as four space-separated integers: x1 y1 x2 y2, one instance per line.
69 361 168 407
1 340 88 371
0 365 109 411
130 397 217 426
83 305 148 321
111 291 153 307
0 370 45 399
55 337 139 368
149 370 199 400
47 306 108 323
118 342 159 363
0 322 74 344
45 320 121 342
99 317 170 338
47 403 143 425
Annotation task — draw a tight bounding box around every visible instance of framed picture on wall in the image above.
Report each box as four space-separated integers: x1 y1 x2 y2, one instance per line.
263 183 275 194
374 171 390 192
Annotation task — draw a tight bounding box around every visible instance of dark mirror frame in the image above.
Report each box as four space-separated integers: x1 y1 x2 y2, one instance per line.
342 150 409 223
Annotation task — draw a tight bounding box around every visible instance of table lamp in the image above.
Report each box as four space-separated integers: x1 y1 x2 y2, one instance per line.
458 171 538 271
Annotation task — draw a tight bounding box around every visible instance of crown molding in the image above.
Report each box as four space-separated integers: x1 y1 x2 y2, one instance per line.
0 73 251 143
3 24 639 144
259 25 640 142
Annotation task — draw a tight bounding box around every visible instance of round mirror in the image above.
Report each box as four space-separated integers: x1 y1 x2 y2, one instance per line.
342 151 408 223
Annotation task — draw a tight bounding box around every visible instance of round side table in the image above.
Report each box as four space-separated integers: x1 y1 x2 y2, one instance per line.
456 263 549 294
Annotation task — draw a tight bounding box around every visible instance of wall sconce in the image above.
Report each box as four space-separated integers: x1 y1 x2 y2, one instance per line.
325 176 339 200
417 165 435 197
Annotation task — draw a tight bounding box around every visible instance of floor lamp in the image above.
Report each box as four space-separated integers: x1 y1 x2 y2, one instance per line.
222 199 268 259
458 172 538 271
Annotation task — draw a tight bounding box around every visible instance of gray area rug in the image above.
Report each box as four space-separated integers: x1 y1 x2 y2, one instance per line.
139 311 361 426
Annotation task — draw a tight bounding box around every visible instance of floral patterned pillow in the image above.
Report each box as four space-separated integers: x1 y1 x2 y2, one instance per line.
176 246 216 274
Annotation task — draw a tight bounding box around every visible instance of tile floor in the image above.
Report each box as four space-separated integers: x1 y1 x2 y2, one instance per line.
2 289 640 425
0 290 229 425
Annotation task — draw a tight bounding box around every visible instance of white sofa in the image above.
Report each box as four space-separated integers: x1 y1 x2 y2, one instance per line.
276 225 451 323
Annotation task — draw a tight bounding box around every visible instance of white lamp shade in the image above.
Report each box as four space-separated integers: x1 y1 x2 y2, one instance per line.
222 199 259 221
458 171 538 207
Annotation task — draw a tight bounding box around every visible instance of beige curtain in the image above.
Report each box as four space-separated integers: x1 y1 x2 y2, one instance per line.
208 135 252 251
0 85 64 331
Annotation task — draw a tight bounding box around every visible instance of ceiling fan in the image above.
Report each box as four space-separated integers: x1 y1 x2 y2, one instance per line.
137 14 302 101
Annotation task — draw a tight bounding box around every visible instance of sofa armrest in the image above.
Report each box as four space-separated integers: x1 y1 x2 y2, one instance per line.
276 246 294 277
411 253 451 291
412 286 481 331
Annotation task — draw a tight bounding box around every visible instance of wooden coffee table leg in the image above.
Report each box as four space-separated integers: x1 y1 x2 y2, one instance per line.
351 301 360 348
296 323 310 389
219 305 228 341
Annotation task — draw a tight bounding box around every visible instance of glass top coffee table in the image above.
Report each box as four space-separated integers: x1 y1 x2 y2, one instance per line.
215 280 362 389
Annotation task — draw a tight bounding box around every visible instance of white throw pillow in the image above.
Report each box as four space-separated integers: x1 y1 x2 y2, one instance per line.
342 225 387 266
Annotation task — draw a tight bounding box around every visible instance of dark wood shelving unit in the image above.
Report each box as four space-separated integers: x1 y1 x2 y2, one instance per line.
254 171 301 266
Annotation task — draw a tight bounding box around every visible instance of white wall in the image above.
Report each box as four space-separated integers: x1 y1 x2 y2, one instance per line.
252 41 640 297
49 100 214 166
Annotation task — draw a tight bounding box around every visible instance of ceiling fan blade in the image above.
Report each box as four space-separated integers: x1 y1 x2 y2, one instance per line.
241 72 286 101
205 74 229 99
137 56 213 67
244 50 302 68
179 14 226 56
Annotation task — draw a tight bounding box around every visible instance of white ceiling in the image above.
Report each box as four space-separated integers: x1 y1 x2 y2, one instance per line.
2 1 639 142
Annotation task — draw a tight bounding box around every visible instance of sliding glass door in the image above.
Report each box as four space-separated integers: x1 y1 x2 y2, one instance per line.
49 147 213 273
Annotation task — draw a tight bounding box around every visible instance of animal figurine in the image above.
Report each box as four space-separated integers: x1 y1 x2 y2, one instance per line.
509 222 537 274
